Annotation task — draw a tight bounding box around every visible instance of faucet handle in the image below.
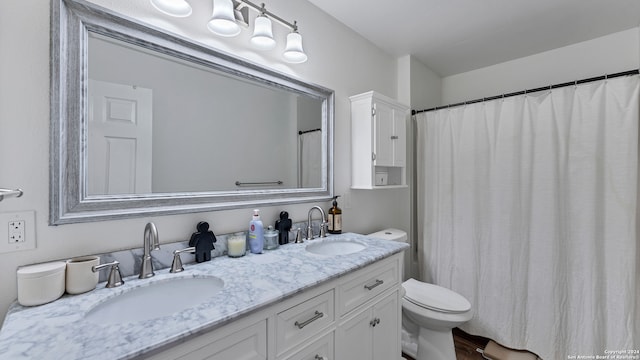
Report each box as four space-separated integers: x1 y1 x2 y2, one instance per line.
319 221 328 238
170 247 195 273
92 261 124 288
294 227 304 243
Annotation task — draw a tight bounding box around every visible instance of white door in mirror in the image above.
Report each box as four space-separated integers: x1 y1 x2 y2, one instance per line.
88 80 153 195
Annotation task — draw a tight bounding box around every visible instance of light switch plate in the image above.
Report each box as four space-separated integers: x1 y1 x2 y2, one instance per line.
0 211 36 253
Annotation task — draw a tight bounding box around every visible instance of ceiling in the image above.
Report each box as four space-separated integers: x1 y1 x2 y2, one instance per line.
307 0 640 76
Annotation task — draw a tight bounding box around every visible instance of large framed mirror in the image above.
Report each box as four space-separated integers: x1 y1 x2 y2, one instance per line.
50 0 334 225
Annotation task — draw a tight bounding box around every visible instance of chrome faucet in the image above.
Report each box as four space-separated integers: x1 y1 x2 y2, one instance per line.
139 222 160 279
306 206 328 240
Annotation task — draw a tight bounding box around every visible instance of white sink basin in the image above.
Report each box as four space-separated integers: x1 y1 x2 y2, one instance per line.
85 276 224 325
305 239 367 256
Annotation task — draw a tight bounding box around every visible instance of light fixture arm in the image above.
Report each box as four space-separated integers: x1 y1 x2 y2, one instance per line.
235 0 298 31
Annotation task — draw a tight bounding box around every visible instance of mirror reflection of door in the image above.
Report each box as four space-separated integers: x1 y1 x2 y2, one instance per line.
87 80 153 195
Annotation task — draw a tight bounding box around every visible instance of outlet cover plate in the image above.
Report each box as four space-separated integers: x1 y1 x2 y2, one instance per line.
0 211 36 253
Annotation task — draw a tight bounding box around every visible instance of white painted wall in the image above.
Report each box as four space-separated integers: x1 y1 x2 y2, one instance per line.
0 0 406 322
397 55 443 279
442 28 640 105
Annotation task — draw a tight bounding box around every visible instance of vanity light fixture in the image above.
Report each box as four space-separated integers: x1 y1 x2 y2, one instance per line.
150 0 192 17
208 0 242 37
150 0 307 63
283 23 307 64
250 5 276 50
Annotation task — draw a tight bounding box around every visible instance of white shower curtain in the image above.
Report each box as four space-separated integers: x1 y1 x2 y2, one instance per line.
416 75 640 359
298 130 322 188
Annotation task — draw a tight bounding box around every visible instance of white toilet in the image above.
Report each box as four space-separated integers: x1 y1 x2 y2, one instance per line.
368 229 473 360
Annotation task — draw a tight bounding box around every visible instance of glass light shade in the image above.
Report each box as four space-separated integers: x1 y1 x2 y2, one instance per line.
150 0 192 17
283 32 308 63
250 16 276 50
207 0 241 37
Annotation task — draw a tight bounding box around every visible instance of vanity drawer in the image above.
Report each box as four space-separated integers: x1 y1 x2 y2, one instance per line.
281 331 334 360
338 256 399 316
276 289 335 356
147 318 267 360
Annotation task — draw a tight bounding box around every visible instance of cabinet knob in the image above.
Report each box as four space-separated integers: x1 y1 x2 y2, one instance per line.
371 152 376 161
369 317 380 327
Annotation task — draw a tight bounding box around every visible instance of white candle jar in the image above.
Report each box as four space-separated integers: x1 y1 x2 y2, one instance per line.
227 235 246 257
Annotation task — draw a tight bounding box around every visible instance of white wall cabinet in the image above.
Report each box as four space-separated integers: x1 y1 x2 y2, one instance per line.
144 253 402 360
351 91 409 189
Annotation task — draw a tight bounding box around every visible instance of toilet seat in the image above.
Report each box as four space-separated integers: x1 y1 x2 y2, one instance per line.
402 279 471 314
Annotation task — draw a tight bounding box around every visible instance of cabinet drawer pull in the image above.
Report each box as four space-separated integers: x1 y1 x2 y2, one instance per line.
314 355 328 360
364 279 384 290
294 311 324 329
390 135 399 140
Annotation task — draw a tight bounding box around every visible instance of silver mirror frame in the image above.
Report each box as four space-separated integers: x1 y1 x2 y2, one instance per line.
50 0 334 225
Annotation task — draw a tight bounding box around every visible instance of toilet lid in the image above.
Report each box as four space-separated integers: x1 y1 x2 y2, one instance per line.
402 279 471 314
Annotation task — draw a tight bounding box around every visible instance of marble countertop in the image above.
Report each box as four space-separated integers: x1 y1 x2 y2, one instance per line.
0 233 408 360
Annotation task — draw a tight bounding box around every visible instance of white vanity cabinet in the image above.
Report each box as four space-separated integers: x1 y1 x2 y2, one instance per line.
143 253 402 360
351 91 409 189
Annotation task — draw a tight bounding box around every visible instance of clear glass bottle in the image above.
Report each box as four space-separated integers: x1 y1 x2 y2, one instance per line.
264 225 279 250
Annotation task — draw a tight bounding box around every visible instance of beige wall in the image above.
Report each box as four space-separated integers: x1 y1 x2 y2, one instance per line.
0 0 409 321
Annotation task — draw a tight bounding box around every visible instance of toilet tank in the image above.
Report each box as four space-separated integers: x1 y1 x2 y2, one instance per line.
367 228 407 243
368 228 410 281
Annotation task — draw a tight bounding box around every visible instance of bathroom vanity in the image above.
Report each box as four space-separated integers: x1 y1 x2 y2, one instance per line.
0 233 408 359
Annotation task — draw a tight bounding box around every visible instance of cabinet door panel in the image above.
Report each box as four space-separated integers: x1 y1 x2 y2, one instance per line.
374 103 394 167
373 292 400 360
336 309 373 359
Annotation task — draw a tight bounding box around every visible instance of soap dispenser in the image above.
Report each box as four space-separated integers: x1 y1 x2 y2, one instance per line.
327 195 342 234
248 209 264 254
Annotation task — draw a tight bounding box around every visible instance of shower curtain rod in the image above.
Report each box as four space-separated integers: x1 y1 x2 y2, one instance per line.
411 69 640 115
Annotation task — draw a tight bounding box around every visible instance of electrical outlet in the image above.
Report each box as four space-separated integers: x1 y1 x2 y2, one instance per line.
8 220 25 243
0 211 36 253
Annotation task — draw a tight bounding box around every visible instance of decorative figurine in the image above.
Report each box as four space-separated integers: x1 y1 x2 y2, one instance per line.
275 211 292 245
188 221 217 263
